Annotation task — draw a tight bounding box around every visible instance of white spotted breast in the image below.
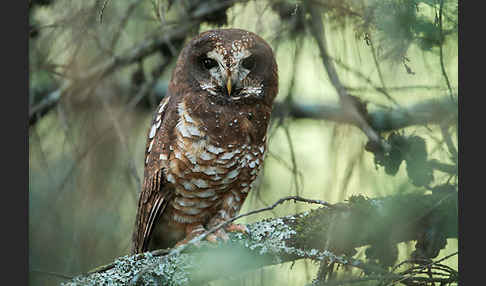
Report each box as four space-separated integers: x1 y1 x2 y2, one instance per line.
161 100 267 223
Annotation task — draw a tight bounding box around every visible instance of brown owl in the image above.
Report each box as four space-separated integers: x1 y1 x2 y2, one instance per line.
132 28 278 253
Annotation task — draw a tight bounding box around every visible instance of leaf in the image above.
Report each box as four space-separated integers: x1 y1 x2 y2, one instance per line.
405 136 434 187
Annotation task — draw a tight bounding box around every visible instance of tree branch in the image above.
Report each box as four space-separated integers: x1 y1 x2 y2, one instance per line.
29 0 244 125
274 96 457 133
30 79 457 135
306 4 389 152
63 192 457 285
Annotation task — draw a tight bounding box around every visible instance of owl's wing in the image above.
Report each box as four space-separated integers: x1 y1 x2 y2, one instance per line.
132 94 174 254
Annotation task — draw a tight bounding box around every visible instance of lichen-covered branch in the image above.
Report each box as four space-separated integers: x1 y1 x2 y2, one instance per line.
63 192 457 285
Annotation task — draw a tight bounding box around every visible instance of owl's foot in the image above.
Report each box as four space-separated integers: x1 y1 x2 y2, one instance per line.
225 223 250 235
208 228 229 242
207 223 249 243
175 222 249 248
174 224 206 247
205 223 249 243
174 224 224 247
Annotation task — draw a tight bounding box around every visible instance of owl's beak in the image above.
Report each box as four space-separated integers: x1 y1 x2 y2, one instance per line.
224 69 233 96
226 77 232 96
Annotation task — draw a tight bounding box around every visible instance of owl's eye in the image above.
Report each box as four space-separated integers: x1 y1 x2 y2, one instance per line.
201 57 218 69
241 55 256 70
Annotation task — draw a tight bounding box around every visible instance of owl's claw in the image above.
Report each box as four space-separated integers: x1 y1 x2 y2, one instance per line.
174 224 206 247
175 223 249 248
175 224 230 247
225 223 250 235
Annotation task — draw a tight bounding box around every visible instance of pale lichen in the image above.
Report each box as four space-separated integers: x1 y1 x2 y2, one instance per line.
64 212 350 285
150 253 194 285
61 193 457 285
62 251 196 286
233 215 349 266
62 252 163 286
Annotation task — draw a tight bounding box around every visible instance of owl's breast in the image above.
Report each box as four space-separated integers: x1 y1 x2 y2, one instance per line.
159 100 266 225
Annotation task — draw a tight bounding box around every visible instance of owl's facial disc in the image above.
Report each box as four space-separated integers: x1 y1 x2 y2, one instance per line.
200 47 263 101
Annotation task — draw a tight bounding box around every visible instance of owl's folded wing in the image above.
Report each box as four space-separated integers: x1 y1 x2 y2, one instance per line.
132 170 170 253
132 94 174 254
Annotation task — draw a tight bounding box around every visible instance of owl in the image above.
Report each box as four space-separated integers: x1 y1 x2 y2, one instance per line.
132 28 278 253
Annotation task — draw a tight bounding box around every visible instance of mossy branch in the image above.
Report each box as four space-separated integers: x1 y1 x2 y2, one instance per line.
63 192 457 285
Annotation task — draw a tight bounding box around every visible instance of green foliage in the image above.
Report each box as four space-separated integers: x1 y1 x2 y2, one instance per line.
365 243 399 269
358 0 456 62
373 132 435 187
413 16 442 51
382 132 408 176
405 135 434 187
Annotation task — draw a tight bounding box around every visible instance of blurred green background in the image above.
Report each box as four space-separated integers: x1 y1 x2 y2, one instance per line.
29 0 458 285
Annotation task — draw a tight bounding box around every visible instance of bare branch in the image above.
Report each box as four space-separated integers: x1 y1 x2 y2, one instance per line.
367 33 400 107
306 4 389 152
110 0 143 51
273 96 457 133
29 0 246 126
438 0 455 102
98 0 112 24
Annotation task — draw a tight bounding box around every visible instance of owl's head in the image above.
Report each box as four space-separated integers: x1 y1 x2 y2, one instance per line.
171 29 278 107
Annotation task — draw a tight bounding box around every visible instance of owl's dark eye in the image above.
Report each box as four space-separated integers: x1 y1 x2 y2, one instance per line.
241 55 256 70
201 57 218 69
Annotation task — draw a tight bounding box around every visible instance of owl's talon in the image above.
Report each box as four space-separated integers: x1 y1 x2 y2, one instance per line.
206 233 219 243
172 224 249 248
225 223 249 235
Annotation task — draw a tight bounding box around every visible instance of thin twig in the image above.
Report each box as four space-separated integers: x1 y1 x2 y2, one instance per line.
110 0 142 50
312 252 458 286
367 33 400 107
306 5 389 153
440 124 458 163
99 0 112 24
389 251 458 286
266 151 304 181
438 0 455 102
331 56 408 103
282 41 304 196
31 269 73 280
283 124 303 196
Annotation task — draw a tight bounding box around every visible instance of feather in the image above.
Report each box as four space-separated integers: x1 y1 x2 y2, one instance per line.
132 93 173 254
132 171 170 253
